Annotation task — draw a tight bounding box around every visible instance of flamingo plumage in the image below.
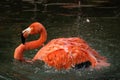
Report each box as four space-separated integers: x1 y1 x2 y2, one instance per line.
14 22 110 70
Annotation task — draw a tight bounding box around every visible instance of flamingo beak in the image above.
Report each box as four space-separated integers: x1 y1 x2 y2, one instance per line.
21 33 25 44
21 27 31 44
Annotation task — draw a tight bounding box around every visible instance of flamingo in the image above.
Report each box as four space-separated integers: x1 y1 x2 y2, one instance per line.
14 22 110 70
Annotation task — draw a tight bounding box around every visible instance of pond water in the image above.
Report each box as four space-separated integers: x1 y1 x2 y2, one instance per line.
0 9 120 80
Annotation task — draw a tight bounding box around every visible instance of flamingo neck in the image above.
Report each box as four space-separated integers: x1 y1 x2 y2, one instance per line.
14 26 47 61
24 27 47 50
14 44 26 61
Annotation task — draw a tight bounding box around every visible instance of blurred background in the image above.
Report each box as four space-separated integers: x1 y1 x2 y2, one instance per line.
0 0 120 80
0 0 120 17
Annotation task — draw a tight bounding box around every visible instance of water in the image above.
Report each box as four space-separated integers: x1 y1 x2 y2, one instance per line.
0 9 120 80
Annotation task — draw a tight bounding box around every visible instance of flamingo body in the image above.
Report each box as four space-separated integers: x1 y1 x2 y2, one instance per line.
14 22 110 70
33 38 97 69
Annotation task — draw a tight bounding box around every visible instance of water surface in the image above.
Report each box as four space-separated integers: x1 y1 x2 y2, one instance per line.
0 10 120 80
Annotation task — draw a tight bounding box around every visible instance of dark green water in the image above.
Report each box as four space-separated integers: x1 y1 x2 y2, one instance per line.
0 10 120 80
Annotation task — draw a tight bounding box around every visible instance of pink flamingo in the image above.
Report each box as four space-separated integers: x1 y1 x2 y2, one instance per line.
14 22 110 70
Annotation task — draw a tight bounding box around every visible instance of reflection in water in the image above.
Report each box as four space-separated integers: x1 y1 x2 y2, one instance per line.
0 10 120 80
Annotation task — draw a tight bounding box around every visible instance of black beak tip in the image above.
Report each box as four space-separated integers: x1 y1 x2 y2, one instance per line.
21 33 25 44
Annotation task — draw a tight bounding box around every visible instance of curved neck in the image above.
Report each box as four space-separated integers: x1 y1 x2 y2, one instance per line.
14 26 47 61
24 26 47 50
14 44 25 61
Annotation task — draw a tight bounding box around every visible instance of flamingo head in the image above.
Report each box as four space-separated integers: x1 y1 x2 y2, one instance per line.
21 22 43 44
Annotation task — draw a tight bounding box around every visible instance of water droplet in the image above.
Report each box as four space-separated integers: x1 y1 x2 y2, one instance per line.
86 19 90 23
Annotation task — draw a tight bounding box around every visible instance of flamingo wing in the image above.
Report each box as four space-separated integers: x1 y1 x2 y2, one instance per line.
33 38 106 69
